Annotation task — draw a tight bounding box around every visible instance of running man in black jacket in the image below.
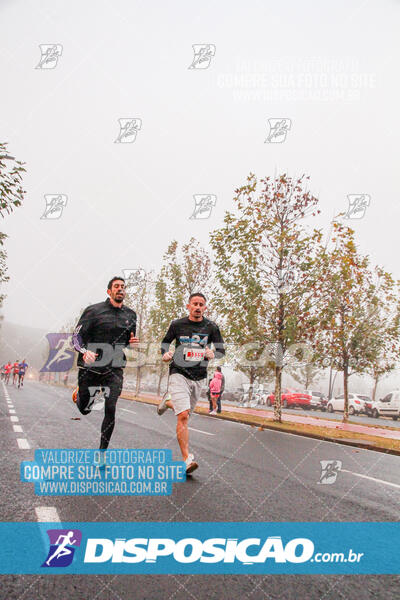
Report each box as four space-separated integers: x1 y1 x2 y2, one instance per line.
72 277 138 452
157 293 225 473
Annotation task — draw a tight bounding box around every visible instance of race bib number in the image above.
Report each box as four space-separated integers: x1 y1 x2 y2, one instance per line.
184 347 206 362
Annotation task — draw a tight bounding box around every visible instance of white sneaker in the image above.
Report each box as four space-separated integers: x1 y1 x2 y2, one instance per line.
209 410 217 415
157 392 171 416
93 451 107 469
185 453 198 474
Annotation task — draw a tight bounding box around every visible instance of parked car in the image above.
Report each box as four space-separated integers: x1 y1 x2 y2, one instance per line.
266 388 312 409
305 390 328 411
326 393 369 415
364 391 400 420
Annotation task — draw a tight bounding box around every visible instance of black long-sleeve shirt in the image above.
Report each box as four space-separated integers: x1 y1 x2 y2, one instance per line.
72 298 136 371
161 316 225 381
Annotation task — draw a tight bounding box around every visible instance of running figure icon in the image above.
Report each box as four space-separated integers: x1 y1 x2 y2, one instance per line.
45 531 77 566
46 337 73 370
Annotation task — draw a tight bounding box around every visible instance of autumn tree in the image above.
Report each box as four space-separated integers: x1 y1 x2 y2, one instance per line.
210 173 327 422
316 221 400 421
148 239 212 394
124 269 155 396
0 143 26 312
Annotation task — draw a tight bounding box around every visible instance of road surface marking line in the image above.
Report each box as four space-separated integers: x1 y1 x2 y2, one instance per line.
13 425 23 433
120 408 137 415
35 507 60 522
188 427 214 436
9 409 16 414
10 416 19 422
342 469 400 489
17 438 30 449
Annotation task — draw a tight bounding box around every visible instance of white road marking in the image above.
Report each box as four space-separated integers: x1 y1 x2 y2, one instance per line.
17 438 30 449
120 408 137 415
13 425 23 433
35 507 60 522
341 469 400 490
10 416 19 422
188 427 214 436
9 409 16 414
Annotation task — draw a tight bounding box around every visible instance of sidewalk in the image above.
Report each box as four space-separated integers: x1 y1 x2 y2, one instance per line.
200 402 400 441
127 391 400 442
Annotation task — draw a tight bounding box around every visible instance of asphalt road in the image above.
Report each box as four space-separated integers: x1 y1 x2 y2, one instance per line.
1 380 400 599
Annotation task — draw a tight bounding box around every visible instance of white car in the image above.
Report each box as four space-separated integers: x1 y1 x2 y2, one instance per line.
305 390 327 411
326 393 368 415
366 391 400 420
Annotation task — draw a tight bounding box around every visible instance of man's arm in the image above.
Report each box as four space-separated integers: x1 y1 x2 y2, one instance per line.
210 323 225 360
126 310 138 348
72 306 96 362
161 322 176 360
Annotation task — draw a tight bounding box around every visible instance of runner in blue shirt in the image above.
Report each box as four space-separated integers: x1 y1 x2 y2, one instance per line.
18 360 28 388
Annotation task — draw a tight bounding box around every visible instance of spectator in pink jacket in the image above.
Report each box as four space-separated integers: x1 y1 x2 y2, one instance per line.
209 371 223 415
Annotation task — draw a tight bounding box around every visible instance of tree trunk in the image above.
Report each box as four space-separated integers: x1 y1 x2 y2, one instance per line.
273 365 282 422
157 365 163 396
248 367 256 402
135 366 142 397
343 361 349 423
328 367 333 399
372 374 379 402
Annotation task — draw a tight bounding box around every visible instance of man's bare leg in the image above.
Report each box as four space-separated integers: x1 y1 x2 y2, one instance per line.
176 410 190 460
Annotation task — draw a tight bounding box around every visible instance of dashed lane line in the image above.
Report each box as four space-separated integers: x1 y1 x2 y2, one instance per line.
35 507 61 522
17 438 30 449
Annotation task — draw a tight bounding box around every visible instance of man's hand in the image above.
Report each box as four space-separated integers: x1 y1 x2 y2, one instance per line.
162 351 174 363
83 350 98 364
205 347 215 360
128 333 140 349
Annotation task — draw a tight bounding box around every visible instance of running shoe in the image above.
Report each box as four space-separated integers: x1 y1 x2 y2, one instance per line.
209 410 217 415
157 392 171 416
72 387 79 404
185 453 198 474
93 451 107 469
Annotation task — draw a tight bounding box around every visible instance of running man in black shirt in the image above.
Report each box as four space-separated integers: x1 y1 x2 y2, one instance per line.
157 293 225 474
72 277 138 455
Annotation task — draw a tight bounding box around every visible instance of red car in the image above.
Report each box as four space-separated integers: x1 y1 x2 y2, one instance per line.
266 388 312 409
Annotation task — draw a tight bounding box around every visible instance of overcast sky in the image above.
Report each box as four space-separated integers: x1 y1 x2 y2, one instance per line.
0 0 399 332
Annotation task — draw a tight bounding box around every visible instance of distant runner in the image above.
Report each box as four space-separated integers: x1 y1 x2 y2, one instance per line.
18 359 28 388
4 361 12 384
157 293 225 474
72 277 138 458
12 360 19 385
